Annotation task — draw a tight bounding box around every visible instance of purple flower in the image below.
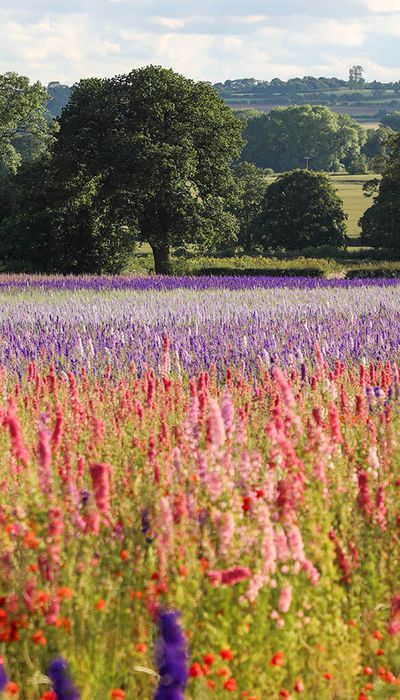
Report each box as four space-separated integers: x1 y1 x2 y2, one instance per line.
47 658 80 700
154 610 188 700
0 658 7 692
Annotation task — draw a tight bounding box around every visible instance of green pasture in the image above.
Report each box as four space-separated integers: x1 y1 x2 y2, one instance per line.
330 173 379 238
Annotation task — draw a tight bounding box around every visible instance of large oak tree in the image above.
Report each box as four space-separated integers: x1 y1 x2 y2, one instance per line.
51 66 244 273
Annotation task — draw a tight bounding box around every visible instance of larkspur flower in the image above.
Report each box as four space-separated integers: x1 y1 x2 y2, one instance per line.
47 658 80 700
154 610 188 700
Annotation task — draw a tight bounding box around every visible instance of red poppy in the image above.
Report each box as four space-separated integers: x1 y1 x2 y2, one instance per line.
220 648 234 661
270 652 284 667
224 678 237 691
203 654 215 665
110 690 125 699
189 662 203 677
294 680 304 693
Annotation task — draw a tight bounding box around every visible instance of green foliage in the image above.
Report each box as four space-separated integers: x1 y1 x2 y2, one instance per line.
0 159 136 274
381 111 400 131
361 133 400 251
255 170 347 251
232 162 267 252
51 66 244 273
0 72 50 174
346 153 369 175
241 105 366 172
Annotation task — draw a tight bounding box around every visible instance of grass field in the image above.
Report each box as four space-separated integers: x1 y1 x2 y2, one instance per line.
330 173 379 238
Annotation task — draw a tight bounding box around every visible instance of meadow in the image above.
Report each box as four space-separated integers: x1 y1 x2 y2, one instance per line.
0 275 399 699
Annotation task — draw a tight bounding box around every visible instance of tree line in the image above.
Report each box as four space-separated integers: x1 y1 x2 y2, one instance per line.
0 67 399 274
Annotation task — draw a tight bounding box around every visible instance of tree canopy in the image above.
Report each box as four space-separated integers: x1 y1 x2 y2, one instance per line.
360 133 400 251
49 65 244 273
255 170 347 251
0 72 50 174
241 105 366 172
381 112 400 131
233 162 267 253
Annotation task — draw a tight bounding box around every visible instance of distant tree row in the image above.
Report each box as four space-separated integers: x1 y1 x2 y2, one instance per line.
0 68 400 273
214 73 400 97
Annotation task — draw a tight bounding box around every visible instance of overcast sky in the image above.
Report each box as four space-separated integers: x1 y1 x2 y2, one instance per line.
0 0 399 85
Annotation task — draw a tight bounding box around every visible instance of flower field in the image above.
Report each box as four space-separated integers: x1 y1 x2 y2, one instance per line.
0 275 400 699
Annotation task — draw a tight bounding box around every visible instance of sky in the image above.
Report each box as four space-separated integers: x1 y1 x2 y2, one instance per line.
0 0 399 86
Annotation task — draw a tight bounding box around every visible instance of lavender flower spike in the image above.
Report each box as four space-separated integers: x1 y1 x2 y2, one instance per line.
154 609 188 700
47 658 80 700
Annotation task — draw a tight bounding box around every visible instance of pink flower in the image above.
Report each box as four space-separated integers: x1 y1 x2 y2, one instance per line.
7 406 29 466
278 585 293 613
89 463 112 515
218 512 235 556
207 566 251 587
208 398 226 448
388 593 400 636
38 428 52 494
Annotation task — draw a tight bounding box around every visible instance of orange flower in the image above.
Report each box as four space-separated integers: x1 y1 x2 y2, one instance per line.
31 630 46 645
23 531 39 549
110 690 125 699
95 599 106 611
130 590 143 600
40 692 56 700
323 673 333 680
120 550 129 561
373 629 382 640
136 643 148 653
5 682 19 696
57 587 74 600
207 680 216 689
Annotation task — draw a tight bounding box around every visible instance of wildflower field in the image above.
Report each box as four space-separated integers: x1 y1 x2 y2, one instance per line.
0 275 400 700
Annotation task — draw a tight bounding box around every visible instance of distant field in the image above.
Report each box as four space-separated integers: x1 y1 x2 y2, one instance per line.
330 173 379 238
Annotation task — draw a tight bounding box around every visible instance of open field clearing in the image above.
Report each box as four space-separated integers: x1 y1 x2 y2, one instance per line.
0 276 399 698
330 174 380 239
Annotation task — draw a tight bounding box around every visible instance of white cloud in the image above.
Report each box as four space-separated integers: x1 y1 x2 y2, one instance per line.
364 0 400 12
0 1 399 84
292 19 366 46
154 17 186 29
0 11 125 82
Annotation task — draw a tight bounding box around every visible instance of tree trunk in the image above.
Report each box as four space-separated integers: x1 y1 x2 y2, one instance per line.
151 243 172 275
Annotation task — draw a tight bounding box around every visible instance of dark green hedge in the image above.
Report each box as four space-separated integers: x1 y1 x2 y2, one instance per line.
346 267 400 278
196 267 325 277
